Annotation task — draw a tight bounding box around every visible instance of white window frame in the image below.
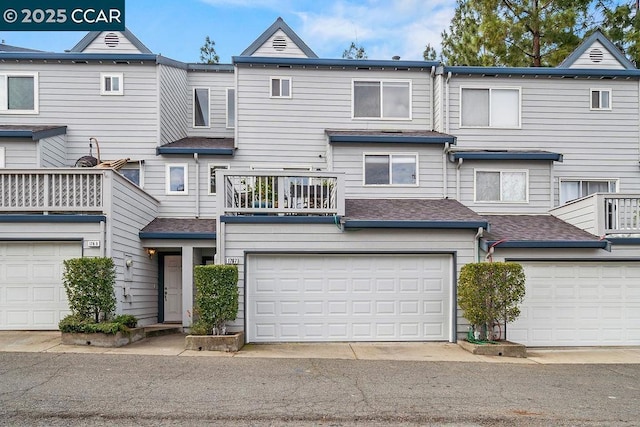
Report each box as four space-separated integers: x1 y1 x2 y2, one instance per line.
193 87 210 128
559 178 618 205
362 152 419 187
352 79 412 120
0 72 39 114
208 164 230 195
270 77 292 98
226 87 235 129
590 88 612 110
459 86 521 129
166 163 188 195
474 169 529 203
0 147 5 168
100 73 124 96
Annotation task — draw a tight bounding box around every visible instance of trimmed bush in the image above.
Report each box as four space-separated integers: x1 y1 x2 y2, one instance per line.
62 257 116 323
59 314 138 334
193 265 239 335
458 262 526 341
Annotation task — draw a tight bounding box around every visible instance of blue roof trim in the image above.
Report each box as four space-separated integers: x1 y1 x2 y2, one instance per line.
138 232 216 240
156 147 234 156
606 238 640 245
344 220 489 230
444 65 640 77
221 216 337 224
329 135 456 145
234 56 438 69
70 28 152 54
559 29 636 70
452 151 562 161
481 239 610 250
0 52 158 62
240 17 318 58
0 127 67 141
0 215 105 223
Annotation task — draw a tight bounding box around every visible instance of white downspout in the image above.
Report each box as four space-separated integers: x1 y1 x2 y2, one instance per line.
445 71 452 134
443 142 449 198
474 227 484 263
194 153 200 218
430 66 435 130
456 158 463 201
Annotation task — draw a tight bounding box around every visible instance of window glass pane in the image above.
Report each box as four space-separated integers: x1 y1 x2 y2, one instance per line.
591 90 600 108
209 165 228 193
169 166 185 192
8 76 34 110
461 88 489 126
476 171 500 201
560 181 580 204
391 155 416 184
601 90 610 109
502 172 526 201
354 81 381 118
281 79 290 97
271 79 280 97
382 82 410 118
491 89 519 127
227 89 235 128
120 169 139 186
194 88 209 126
104 77 112 92
364 155 389 184
584 181 610 195
111 76 120 92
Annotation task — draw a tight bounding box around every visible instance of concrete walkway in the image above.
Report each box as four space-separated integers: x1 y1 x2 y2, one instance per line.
1 331 639 364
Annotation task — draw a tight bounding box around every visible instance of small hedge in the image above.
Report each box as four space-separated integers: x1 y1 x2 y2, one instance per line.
59 314 138 334
62 257 116 323
192 264 239 335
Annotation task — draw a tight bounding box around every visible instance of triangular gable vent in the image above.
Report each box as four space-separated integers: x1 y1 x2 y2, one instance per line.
273 36 287 51
589 48 603 63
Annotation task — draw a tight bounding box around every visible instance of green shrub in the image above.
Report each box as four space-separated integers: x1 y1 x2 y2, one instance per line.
193 264 239 335
458 262 526 341
189 319 213 336
58 313 138 335
62 257 116 323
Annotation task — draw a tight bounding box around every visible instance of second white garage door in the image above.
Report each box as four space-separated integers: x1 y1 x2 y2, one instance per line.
246 253 453 342
508 261 640 346
0 241 81 330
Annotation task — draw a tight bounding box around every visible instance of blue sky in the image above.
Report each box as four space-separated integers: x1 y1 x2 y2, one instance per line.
0 0 455 62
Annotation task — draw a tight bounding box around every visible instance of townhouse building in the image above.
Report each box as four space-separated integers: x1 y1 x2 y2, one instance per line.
0 18 638 347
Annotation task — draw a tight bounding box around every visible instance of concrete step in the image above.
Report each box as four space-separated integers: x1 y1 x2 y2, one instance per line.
143 325 182 338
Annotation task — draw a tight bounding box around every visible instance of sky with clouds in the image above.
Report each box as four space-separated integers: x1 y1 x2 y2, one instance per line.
0 0 455 62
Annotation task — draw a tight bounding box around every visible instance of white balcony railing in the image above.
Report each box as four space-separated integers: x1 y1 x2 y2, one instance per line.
604 195 640 235
218 170 344 216
0 169 104 212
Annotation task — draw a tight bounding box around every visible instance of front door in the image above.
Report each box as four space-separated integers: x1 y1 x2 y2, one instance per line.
163 255 182 323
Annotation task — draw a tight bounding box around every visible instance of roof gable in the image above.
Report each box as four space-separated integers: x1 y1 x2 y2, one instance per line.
240 17 317 58
558 29 636 70
70 28 151 54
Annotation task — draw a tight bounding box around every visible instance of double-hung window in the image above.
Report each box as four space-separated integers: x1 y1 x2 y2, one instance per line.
353 80 411 119
270 77 291 98
364 153 418 186
101 73 123 95
475 170 528 202
193 88 210 127
461 87 520 128
0 72 38 114
226 88 235 128
590 89 611 110
560 179 617 205
166 164 188 195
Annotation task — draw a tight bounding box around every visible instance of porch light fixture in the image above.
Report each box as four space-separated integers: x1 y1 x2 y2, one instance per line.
146 248 157 259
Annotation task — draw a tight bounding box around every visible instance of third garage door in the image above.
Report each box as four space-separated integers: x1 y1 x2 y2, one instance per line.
246 253 453 342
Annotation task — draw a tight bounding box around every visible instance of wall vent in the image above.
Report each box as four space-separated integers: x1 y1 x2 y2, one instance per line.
104 33 120 48
273 36 287 51
589 48 603 63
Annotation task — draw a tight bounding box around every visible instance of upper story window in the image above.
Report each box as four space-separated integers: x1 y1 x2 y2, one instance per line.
209 164 229 194
193 88 210 127
226 88 235 129
166 164 188 195
0 72 38 114
119 161 143 187
270 77 291 98
100 73 123 95
363 153 418 186
461 87 520 128
590 89 611 110
353 80 411 119
560 179 617 205
475 169 528 203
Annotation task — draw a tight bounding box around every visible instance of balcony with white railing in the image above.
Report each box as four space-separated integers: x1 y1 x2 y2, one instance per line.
0 169 105 213
550 193 640 237
217 170 345 217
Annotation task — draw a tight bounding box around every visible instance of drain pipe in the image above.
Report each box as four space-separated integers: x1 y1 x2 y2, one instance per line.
474 227 484 263
445 71 452 134
456 158 463 201
430 66 435 130
443 142 449 198
194 153 200 218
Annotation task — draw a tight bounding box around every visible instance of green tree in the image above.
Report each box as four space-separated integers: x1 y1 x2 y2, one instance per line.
442 0 595 66
423 42 438 61
199 36 219 64
342 41 367 59
598 0 640 66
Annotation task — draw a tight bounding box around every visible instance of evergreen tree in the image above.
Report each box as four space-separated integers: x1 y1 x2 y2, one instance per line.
598 0 640 66
342 41 367 59
199 36 219 64
423 43 438 61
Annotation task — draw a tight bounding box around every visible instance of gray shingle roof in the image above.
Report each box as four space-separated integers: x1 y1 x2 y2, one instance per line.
161 137 234 150
484 215 601 241
345 199 485 222
140 218 215 235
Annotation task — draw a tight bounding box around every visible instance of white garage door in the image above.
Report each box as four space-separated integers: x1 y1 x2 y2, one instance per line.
508 261 640 346
246 253 453 342
0 241 82 330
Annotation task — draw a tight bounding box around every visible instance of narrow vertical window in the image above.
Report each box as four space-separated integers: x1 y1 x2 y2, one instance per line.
166 164 188 195
226 88 235 129
194 88 210 127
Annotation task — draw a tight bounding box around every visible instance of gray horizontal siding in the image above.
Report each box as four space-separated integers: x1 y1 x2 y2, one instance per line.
1 140 37 168
160 65 188 145
39 134 66 167
186 71 235 139
251 30 308 58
